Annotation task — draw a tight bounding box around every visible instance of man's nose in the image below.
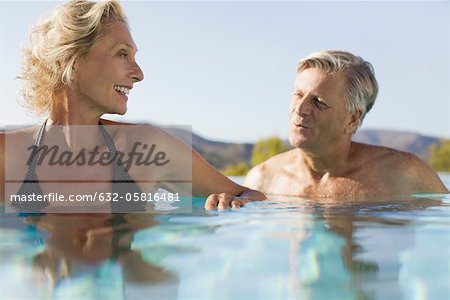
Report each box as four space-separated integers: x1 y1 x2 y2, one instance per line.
293 97 312 116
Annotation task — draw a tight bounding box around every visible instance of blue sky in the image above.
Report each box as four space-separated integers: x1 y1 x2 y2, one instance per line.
1 0 449 142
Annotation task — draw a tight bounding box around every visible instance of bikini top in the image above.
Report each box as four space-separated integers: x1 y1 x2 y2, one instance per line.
12 120 146 213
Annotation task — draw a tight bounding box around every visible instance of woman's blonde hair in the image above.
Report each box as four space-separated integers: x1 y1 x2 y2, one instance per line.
18 0 128 116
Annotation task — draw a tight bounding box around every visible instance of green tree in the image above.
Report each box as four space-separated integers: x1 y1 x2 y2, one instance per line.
251 136 289 166
428 140 450 172
222 162 251 176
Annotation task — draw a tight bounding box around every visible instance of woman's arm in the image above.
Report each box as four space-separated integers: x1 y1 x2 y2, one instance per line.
191 149 266 210
0 133 4 203
134 125 266 210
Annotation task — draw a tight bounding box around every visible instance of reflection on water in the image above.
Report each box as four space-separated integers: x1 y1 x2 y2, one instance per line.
1 190 449 299
0 213 179 299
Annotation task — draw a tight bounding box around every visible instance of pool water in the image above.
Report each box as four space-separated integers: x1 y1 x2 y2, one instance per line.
1 175 449 300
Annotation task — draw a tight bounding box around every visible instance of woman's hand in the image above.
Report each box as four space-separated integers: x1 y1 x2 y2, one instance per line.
204 188 266 210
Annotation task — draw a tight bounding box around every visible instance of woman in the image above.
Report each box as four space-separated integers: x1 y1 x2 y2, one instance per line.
0 0 265 213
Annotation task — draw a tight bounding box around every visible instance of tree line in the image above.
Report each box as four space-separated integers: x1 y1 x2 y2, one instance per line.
428 140 450 172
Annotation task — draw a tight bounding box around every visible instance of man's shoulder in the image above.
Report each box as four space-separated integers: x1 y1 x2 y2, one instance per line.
354 143 425 167
255 149 295 172
244 150 295 189
353 142 448 194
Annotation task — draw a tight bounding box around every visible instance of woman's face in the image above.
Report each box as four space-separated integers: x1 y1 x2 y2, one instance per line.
71 21 144 116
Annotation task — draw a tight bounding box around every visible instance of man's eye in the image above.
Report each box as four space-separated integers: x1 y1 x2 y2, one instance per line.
294 92 303 98
312 97 329 109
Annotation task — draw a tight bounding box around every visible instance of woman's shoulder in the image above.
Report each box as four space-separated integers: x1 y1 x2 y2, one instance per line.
0 131 4 158
1 126 40 195
99 119 131 126
1 125 41 150
102 119 188 151
101 119 162 135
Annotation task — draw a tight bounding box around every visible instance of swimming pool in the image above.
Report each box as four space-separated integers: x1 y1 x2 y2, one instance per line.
1 174 449 299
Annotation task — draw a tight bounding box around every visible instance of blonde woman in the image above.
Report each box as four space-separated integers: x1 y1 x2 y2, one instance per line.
1 0 265 213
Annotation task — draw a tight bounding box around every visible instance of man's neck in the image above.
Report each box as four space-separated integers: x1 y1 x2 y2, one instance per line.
297 141 355 179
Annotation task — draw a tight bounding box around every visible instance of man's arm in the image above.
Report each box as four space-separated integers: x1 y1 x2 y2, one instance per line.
244 164 266 191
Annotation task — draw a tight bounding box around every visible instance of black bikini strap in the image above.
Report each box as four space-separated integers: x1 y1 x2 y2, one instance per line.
98 122 119 158
35 119 47 147
27 120 48 173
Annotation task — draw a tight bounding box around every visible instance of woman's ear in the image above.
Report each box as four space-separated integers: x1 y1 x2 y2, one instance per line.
72 57 78 72
69 58 79 83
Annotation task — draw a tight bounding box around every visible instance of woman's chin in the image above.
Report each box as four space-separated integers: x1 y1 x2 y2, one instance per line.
110 107 127 116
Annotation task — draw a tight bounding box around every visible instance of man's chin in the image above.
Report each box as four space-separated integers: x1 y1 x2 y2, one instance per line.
289 135 309 148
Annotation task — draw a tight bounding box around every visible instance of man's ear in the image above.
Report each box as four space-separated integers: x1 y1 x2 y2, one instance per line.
345 110 362 134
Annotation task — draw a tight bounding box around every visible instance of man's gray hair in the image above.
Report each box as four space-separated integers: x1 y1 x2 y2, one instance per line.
297 50 378 130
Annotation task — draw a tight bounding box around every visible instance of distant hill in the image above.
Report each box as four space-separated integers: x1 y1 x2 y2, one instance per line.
167 128 442 169
352 129 441 160
163 127 253 170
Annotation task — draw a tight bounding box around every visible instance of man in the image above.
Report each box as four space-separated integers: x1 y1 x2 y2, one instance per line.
245 50 448 198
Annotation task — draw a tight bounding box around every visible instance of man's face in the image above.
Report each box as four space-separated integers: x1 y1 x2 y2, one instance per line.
288 68 355 151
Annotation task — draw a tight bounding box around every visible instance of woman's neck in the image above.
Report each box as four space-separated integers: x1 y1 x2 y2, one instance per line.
49 90 103 126
46 90 105 151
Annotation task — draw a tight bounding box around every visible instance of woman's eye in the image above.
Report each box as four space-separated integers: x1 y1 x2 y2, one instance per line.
119 51 128 59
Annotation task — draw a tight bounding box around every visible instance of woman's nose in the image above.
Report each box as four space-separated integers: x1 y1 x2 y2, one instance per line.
130 62 144 83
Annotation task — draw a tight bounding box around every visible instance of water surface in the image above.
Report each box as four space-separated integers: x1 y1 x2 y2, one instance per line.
1 174 449 299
